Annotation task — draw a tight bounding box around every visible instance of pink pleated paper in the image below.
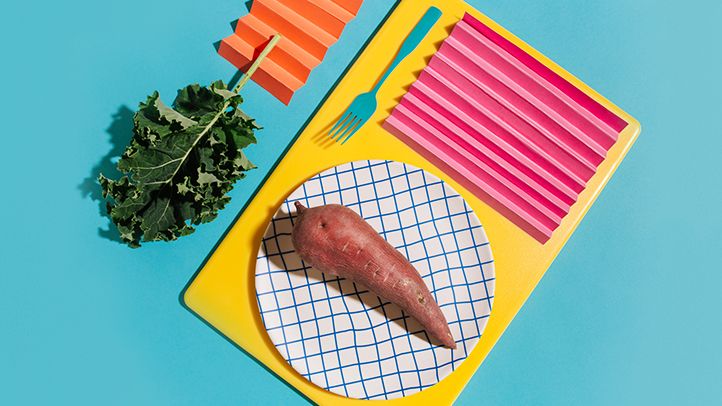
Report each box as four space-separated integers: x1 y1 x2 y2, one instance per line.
383 13 628 242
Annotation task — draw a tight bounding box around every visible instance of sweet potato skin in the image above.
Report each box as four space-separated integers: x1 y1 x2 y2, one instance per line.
291 202 456 349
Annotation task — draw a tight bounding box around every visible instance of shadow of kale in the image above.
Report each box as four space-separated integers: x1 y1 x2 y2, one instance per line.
79 106 135 244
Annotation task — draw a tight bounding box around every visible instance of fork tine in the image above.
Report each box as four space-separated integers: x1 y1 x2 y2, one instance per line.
335 116 361 142
338 117 364 145
328 112 351 137
331 115 355 141
332 116 358 141
340 119 365 144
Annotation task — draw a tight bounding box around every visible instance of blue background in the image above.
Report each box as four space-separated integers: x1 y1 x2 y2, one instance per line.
2 0 721 404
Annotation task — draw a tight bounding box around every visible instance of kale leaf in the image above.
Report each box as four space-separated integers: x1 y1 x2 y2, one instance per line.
99 81 259 248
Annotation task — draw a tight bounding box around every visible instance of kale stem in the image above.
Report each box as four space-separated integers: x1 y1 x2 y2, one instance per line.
233 34 282 94
162 34 281 186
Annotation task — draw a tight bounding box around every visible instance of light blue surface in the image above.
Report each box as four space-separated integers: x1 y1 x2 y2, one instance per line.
1 0 720 404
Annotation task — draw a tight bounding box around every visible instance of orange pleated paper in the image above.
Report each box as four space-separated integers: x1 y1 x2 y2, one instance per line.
219 0 363 104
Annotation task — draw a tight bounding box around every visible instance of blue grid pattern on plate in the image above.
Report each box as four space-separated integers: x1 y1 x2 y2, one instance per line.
255 160 495 400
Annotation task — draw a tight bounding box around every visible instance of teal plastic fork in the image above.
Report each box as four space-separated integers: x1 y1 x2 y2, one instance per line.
329 6 443 144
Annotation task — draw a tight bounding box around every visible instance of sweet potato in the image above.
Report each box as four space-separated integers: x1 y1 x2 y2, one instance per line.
291 202 456 349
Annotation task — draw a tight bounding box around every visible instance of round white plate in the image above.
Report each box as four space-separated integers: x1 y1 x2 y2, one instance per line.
255 160 495 400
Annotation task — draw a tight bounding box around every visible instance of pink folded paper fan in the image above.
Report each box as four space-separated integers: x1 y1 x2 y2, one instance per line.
218 0 363 104
383 13 629 243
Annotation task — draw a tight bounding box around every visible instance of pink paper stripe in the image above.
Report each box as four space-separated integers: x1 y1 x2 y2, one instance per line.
399 92 569 218
406 81 578 206
461 13 628 133
453 21 617 149
409 73 585 197
434 41 605 171
424 58 597 182
385 110 559 236
384 115 556 242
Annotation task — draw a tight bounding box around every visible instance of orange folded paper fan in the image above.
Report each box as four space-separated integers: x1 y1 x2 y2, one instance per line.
218 0 363 104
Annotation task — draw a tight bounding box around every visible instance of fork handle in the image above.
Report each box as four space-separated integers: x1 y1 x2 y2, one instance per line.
372 6 443 93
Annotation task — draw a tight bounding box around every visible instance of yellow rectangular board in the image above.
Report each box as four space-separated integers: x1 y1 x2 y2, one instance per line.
182 0 641 403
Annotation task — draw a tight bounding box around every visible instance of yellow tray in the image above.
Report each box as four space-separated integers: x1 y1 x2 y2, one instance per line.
182 0 641 404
